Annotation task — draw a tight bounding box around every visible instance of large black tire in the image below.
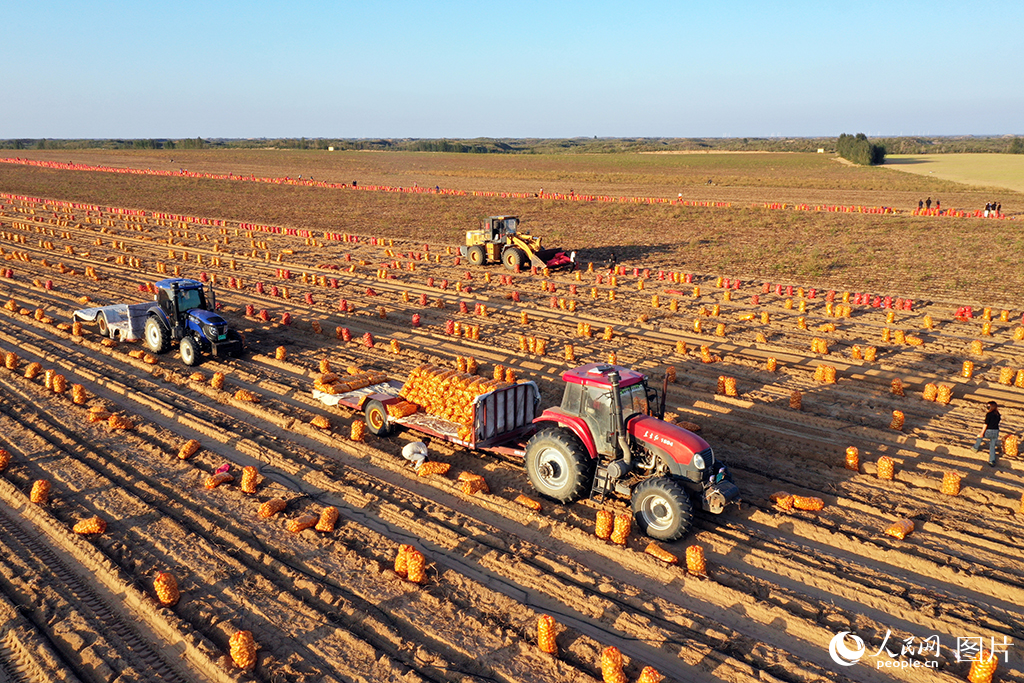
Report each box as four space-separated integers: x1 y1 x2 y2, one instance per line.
524 427 594 503
631 477 694 541
364 399 392 436
502 247 526 271
179 336 199 366
144 316 169 353
467 245 486 266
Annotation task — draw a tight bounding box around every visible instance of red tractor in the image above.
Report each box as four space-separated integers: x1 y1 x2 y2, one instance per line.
525 363 739 540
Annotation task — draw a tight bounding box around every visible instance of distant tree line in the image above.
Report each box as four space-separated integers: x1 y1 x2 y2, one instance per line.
0 137 196 150
0 135 1021 155
875 136 1024 155
837 133 886 165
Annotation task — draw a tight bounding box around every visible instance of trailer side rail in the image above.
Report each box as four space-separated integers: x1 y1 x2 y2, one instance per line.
473 381 540 447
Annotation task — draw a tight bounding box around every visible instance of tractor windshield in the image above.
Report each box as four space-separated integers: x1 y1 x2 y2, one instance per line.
584 386 612 425
619 383 649 417
177 288 204 312
584 383 649 425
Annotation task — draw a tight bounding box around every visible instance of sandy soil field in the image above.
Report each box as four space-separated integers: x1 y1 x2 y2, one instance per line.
0 158 1022 683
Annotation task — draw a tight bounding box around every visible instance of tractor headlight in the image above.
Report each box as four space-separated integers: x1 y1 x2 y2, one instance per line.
204 323 226 340
692 453 705 470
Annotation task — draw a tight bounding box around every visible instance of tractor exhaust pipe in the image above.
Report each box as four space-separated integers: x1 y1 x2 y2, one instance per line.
169 281 180 326
607 371 633 480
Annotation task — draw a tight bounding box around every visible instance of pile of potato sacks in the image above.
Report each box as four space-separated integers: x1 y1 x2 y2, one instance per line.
399 364 511 441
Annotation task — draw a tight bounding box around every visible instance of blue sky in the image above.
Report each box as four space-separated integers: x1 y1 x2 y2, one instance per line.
4 0 1021 139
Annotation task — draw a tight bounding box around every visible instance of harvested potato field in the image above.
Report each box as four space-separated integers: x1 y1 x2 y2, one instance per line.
0 153 1022 683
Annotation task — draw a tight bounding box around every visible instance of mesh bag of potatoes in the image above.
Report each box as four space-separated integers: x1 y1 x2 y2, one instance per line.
386 400 418 418
884 518 914 540
769 491 795 511
313 372 342 394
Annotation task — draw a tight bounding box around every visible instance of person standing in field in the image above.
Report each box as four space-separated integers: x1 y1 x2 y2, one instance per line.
925 197 932 210
935 199 940 213
973 401 1001 466
918 199 923 210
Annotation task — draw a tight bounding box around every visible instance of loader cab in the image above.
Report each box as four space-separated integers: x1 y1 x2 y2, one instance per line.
487 215 519 242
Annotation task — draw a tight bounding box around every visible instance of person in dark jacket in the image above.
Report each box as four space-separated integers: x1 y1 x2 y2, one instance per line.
973 401 1001 466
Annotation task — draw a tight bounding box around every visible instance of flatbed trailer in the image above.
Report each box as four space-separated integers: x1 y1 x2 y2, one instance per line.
313 378 542 457
72 303 152 341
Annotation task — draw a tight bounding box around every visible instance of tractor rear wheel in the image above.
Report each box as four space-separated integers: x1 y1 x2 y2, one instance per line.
364 399 392 436
631 477 693 541
525 427 593 503
502 247 525 271
467 245 486 266
144 316 169 353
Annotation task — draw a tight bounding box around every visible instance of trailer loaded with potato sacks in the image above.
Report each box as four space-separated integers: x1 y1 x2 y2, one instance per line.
314 362 739 540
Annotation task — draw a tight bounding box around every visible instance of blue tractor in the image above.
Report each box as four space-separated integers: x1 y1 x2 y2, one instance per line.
73 278 243 366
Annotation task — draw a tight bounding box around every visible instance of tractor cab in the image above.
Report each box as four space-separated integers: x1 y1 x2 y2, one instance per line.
155 279 207 318
559 364 661 456
153 278 213 340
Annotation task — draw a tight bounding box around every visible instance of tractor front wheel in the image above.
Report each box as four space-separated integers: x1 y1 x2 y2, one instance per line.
631 477 694 541
524 427 593 503
144 316 169 353
467 245 486 266
179 336 199 366
502 247 525 271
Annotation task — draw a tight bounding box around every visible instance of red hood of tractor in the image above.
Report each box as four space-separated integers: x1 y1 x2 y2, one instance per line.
627 415 710 466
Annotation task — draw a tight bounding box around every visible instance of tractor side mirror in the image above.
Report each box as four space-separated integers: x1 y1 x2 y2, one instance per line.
646 386 663 420
659 374 669 420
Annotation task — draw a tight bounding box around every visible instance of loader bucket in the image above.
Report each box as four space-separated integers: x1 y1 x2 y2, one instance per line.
537 248 575 271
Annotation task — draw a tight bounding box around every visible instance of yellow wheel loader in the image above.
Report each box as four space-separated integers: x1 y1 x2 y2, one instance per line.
463 216 575 271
